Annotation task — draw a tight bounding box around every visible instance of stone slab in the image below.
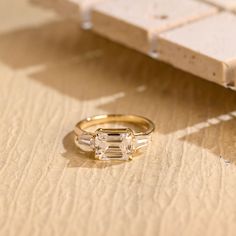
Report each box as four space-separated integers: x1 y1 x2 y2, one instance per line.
204 0 236 10
92 0 218 54
157 12 236 88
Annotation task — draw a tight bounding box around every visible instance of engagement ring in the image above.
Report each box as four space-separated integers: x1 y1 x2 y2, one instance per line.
74 114 155 161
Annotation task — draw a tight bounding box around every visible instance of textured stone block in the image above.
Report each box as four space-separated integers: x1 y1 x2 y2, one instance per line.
92 0 217 54
204 0 236 10
157 12 236 88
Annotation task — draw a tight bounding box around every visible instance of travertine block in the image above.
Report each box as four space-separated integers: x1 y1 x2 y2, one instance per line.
157 12 236 88
204 0 236 10
92 0 217 54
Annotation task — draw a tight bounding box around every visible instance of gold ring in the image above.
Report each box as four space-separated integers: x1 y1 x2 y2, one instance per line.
74 114 155 161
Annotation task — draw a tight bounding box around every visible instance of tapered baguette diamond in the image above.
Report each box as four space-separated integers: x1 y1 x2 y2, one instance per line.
134 134 151 150
95 128 134 161
74 133 94 152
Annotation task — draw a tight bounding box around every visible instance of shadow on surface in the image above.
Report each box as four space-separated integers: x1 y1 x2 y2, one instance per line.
1 20 236 164
181 118 236 164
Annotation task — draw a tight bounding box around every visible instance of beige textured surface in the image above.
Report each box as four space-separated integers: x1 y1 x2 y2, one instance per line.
92 0 217 53
2 1 236 236
0 0 56 32
31 0 105 22
158 12 236 87
31 0 80 19
204 0 236 10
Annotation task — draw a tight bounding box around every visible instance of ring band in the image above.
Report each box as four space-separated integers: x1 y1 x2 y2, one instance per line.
74 114 155 161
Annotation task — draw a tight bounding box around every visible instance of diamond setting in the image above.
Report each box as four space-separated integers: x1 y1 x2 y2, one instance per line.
94 128 134 161
75 133 94 152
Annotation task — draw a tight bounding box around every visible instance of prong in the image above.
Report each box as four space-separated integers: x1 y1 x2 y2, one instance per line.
128 155 133 161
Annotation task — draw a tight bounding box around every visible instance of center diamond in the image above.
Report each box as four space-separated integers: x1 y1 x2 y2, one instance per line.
94 128 134 161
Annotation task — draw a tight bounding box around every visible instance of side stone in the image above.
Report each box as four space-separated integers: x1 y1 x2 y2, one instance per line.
74 133 94 152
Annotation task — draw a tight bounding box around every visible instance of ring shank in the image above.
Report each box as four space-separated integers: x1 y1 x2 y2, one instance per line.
74 114 155 136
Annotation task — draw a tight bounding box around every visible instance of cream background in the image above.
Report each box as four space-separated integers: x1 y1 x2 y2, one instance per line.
1 1 236 236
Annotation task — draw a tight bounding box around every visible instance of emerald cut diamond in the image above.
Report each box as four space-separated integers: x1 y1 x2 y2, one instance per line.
95 128 134 161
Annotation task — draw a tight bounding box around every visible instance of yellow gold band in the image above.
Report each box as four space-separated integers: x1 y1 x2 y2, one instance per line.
74 114 155 136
